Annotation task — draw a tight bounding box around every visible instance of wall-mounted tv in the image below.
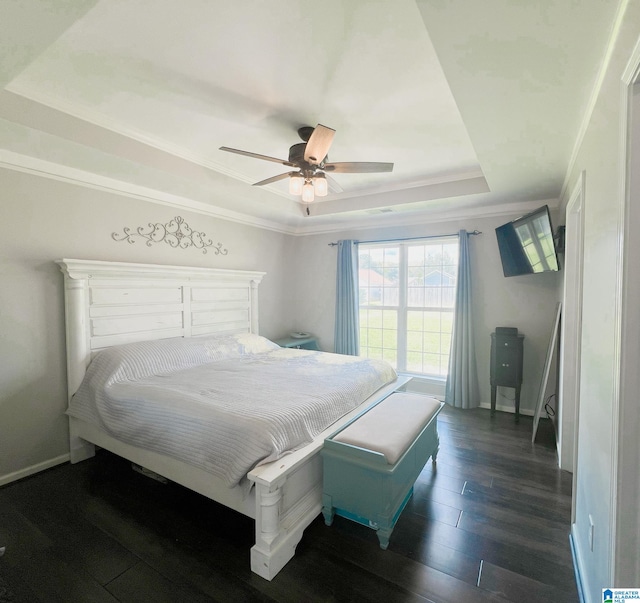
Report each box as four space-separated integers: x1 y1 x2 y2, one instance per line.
495 205 560 277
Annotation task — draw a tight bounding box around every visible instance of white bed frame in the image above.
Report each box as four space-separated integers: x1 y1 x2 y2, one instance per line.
57 259 407 580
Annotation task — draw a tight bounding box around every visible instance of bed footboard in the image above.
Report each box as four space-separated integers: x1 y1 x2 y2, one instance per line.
68 381 411 581
250 453 323 580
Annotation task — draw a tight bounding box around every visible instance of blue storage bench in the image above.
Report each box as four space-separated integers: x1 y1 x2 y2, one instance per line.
321 392 443 549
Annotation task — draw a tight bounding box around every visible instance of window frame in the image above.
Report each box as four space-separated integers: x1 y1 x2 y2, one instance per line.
358 236 458 379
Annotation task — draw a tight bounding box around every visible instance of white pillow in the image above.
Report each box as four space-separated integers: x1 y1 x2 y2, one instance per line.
85 333 279 385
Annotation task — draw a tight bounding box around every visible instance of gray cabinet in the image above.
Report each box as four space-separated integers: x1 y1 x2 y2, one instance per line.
490 331 524 422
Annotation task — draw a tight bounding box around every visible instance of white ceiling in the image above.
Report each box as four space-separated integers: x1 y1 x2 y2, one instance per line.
0 0 620 233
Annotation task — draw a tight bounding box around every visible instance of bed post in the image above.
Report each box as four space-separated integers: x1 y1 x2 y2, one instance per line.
249 451 325 580
250 477 306 581
251 479 283 580
57 261 95 463
68 418 95 463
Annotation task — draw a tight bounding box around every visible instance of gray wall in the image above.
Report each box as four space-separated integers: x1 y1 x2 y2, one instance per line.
0 167 293 483
559 0 640 597
0 165 564 487
286 213 562 414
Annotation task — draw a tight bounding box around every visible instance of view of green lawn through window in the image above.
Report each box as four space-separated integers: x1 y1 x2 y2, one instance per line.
358 239 458 377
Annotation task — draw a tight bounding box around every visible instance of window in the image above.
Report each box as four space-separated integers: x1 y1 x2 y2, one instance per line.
358 238 458 377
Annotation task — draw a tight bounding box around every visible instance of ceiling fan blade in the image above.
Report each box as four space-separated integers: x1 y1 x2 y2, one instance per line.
304 124 335 165
220 146 294 167
326 175 344 194
252 172 294 186
323 161 394 174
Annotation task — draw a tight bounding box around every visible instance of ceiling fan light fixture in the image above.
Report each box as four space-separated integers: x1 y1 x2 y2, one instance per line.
301 180 315 203
289 173 304 195
313 173 328 197
220 124 394 204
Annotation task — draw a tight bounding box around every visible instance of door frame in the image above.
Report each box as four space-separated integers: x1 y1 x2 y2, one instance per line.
610 39 640 585
558 172 585 481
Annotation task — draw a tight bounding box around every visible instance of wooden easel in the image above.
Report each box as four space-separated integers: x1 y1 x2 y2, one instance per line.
532 302 562 442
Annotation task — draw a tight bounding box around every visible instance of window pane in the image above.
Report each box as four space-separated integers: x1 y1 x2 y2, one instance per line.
423 311 441 331
441 312 453 333
442 287 456 308
407 310 424 331
368 309 383 328
408 266 424 281
407 287 424 307
383 310 397 329
405 309 454 377
407 246 424 265
367 347 384 360
424 353 445 376
383 287 399 306
383 348 397 367
407 331 423 352
406 351 423 373
359 298 397 369
365 328 382 349
382 328 398 350
383 266 398 283
358 241 457 378
425 287 442 306
441 332 452 355
383 247 399 266
359 329 368 347
423 331 441 355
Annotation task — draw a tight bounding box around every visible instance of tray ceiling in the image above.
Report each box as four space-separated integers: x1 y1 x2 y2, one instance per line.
0 0 620 232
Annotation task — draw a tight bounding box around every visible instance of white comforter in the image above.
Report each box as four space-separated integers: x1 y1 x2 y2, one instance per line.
68 333 396 487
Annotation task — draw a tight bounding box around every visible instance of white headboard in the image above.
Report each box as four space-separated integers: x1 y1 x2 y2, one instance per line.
57 259 265 399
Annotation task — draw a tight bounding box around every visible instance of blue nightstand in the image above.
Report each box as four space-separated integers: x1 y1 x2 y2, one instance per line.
274 335 320 350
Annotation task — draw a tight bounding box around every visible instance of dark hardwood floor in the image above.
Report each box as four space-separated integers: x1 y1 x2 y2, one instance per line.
0 407 578 602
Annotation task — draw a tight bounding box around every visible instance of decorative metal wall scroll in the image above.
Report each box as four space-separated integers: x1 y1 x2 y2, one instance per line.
112 216 228 255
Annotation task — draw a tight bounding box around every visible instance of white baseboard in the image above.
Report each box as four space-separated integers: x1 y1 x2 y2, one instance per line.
398 375 536 417
0 453 70 487
478 401 535 417
570 526 589 603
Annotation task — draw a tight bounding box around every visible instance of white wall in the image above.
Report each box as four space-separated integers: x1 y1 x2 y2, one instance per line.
559 1 640 598
288 213 562 414
0 167 293 484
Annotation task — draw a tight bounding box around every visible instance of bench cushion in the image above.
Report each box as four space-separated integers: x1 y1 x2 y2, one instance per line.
333 392 442 464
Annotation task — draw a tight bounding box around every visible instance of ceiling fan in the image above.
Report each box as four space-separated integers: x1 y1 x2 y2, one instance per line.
220 124 393 203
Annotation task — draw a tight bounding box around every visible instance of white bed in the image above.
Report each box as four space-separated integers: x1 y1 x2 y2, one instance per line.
57 259 407 580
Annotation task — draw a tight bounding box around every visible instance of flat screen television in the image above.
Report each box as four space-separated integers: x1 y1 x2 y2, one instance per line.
495 205 560 277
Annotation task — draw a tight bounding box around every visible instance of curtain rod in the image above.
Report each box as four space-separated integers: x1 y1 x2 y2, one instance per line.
327 230 482 247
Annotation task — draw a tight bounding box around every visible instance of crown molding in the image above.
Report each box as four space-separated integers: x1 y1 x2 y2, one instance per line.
5 83 256 184
559 0 630 202
320 168 486 202
0 149 298 234
289 198 560 236
0 147 560 238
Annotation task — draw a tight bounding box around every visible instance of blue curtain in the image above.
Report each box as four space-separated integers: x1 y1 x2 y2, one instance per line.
445 230 480 408
334 239 360 355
